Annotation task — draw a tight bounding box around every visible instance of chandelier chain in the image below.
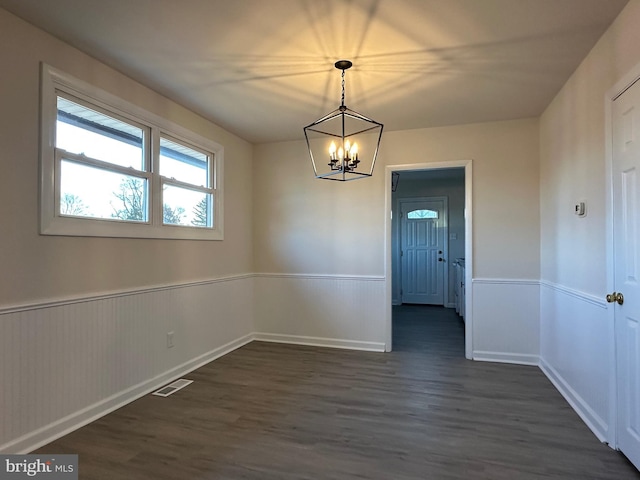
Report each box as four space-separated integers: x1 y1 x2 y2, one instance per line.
341 69 346 107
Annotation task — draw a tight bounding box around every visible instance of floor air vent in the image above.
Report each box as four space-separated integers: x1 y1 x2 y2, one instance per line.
152 379 193 397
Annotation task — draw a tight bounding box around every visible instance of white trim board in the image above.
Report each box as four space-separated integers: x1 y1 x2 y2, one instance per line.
539 280 606 308
253 333 385 352
472 278 539 285
540 358 608 443
253 273 385 282
384 160 474 358
539 280 614 447
0 273 253 315
473 351 539 366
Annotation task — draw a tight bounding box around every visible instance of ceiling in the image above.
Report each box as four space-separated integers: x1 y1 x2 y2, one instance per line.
0 0 629 144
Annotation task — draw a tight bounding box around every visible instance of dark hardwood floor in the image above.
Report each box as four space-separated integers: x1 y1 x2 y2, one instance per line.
36 305 639 479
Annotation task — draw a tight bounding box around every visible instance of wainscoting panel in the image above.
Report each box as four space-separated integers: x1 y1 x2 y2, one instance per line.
0 276 254 454
471 279 540 365
254 274 387 351
539 282 611 442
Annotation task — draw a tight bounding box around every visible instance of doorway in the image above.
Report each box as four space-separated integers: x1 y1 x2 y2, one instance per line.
384 161 473 358
607 70 640 471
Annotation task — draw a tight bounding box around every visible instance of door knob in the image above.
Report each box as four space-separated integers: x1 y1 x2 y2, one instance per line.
606 292 624 305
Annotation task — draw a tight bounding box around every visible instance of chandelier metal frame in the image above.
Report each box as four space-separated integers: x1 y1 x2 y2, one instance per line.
303 60 384 181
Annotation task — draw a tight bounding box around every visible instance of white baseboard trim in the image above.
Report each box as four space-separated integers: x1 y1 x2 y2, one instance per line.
473 350 539 366
253 333 386 352
539 358 608 443
2 334 254 454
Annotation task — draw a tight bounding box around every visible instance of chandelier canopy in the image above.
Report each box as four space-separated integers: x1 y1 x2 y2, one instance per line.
303 60 383 181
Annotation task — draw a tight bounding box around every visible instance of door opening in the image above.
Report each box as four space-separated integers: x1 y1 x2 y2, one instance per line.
384 162 473 358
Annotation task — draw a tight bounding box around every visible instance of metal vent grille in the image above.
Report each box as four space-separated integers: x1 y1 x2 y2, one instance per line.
152 379 193 397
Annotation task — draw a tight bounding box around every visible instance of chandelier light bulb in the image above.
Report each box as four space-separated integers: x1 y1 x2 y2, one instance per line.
329 141 337 160
350 143 358 160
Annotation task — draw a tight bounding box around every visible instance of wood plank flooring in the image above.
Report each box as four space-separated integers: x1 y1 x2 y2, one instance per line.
36 305 639 479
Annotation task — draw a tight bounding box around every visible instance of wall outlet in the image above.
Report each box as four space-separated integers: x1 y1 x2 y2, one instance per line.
167 331 175 348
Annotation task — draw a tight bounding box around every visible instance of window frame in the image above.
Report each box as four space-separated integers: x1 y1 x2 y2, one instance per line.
158 133 215 228
406 209 439 219
40 63 224 240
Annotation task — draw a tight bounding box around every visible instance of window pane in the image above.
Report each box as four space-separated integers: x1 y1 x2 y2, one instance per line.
163 185 212 227
407 209 438 219
56 96 144 170
160 137 209 187
60 160 148 222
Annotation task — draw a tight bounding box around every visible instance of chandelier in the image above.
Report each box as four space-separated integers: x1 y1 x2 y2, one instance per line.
304 60 383 181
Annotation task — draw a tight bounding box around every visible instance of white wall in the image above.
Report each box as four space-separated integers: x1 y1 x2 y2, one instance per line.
0 9 255 453
539 0 640 444
0 9 254 307
253 118 540 359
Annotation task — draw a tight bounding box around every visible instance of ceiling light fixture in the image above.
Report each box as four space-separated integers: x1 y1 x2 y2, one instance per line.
304 60 383 181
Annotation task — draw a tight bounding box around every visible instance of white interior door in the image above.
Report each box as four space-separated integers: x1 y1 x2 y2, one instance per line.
400 198 446 305
612 77 640 471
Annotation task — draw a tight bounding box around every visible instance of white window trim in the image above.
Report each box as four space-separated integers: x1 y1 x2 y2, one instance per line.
40 63 224 240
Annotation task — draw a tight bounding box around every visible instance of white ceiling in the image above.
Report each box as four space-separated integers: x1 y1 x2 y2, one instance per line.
0 0 629 144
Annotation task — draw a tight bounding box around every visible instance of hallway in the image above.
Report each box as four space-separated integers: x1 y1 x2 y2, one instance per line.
393 304 465 356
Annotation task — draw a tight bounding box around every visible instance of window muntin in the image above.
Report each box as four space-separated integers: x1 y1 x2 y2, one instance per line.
57 96 145 170
40 63 224 240
407 209 439 219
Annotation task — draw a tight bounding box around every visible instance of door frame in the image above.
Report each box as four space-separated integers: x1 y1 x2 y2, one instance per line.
398 196 449 306
604 60 640 450
384 160 473 359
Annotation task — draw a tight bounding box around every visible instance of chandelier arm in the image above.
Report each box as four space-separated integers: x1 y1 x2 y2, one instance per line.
342 108 384 126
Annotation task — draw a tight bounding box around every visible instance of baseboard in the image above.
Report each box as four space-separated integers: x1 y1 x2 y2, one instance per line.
473 350 539 366
2 334 254 454
539 357 608 442
253 332 386 352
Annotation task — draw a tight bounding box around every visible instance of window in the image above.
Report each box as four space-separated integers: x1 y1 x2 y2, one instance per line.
159 136 213 228
40 64 223 240
407 209 438 219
